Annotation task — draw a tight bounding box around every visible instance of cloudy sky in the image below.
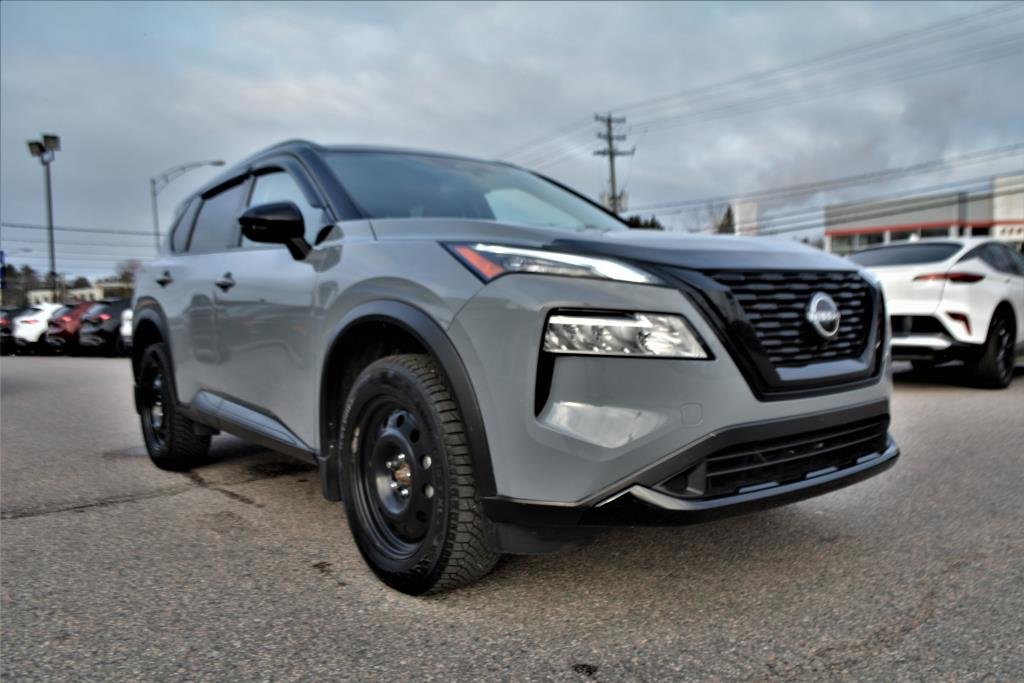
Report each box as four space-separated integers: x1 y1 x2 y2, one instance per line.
2 0 1023 278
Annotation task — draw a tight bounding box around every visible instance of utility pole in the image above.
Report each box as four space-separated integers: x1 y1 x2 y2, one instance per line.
593 113 634 214
27 134 60 302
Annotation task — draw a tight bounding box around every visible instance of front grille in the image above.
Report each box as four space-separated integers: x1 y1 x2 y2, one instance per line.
707 270 873 367
661 417 888 500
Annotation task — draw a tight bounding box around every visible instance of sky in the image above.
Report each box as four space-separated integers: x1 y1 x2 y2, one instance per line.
2 0 1023 279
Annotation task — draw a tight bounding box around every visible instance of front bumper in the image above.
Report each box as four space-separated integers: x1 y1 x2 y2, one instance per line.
481 398 897 528
450 274 893 507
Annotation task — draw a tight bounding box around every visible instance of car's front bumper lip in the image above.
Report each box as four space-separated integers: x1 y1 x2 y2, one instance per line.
481 399 897 527
596 436 898 516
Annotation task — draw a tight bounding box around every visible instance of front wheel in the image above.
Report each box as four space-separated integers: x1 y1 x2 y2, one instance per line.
972 313 1016 389
338 354 499 594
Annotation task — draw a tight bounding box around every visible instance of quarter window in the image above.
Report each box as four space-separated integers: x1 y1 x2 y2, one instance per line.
170 198 200 253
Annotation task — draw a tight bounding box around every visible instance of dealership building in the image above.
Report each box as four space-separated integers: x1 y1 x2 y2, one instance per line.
824 174 1024 256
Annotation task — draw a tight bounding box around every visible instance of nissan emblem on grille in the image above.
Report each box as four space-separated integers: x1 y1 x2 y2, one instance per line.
806 292 842 340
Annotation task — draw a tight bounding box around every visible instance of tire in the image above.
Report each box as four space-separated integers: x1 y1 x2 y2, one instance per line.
338 354 500 594
972 312 1016 389
138 343 211 470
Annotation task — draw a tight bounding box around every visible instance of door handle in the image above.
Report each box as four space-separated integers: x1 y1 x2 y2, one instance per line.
155 271 174 287
215 273 236 292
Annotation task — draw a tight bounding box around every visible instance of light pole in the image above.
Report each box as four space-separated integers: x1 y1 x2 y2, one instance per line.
150 159 225 249
27 134 61 302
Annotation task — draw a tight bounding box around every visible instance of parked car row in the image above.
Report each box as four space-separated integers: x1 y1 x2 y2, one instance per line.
0 298 133 356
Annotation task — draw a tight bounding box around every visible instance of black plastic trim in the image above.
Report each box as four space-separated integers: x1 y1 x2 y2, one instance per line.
318 300 496 502
481 398 893 527
658 267 885 400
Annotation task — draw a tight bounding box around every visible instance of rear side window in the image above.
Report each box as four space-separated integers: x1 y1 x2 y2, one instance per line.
981 244 1018 274
189 181 248 253
848 243 961 266
170 199 200 253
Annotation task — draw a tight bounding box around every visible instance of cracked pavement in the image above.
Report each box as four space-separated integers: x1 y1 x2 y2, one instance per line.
2 356 1023 680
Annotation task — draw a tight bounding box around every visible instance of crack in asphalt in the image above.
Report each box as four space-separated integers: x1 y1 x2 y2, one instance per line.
762 556 972 679
0 463 308 519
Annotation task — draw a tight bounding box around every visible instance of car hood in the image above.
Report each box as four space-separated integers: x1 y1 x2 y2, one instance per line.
367 218 856 272
550 230 857 271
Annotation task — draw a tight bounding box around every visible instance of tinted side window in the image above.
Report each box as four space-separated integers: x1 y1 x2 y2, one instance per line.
189 181 247 253
170 198 200 253
245 171 324 247
994 244 1023 275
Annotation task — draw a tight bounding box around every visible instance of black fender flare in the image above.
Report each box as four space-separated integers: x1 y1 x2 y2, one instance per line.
131 298 174 413
318 300 496 502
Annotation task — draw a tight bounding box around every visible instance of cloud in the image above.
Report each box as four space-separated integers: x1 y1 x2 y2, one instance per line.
1 0 1022 276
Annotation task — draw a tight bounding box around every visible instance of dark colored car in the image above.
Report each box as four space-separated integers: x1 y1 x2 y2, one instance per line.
1 306 30 354
45 301 94 351
79 299 131 355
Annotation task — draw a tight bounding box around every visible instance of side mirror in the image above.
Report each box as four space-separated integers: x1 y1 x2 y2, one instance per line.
238 202 311 260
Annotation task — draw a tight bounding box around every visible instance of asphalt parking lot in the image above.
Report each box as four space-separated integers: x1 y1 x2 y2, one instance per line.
1 356 1022 680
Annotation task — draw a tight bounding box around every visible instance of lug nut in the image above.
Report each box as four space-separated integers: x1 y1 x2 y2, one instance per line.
421 456 432 470
389 481 398 490
423 484 434 499
396 453 406 462
385 460 394 469
399 487 410 498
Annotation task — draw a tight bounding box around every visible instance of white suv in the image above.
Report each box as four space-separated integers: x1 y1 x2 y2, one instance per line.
850 238 1024 387
11 303 63 353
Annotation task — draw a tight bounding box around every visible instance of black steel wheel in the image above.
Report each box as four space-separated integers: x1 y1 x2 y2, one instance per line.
339 354 499 594
138 343 211 470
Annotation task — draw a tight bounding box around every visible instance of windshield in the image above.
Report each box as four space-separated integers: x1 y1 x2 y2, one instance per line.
848 243 962 267
324 151 626 233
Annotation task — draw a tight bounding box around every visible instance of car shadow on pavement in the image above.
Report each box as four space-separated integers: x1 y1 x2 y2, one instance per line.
892 362 1023 389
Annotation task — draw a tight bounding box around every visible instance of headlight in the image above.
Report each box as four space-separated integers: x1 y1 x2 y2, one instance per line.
543 312 709 358
446 243 661 285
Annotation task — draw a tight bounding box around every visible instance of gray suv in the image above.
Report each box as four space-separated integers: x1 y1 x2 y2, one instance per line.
133 140 899 594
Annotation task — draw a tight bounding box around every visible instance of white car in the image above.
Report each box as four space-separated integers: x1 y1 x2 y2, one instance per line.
118 308 133 355
849 238 1024 388
11 303 64 353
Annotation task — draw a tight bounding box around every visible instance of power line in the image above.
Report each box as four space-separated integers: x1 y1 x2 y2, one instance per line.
626 35 1023 135
634 143 1024 212
497 3 1023 166
618 2 1023 120
754 184 1024 236
1 221 156 237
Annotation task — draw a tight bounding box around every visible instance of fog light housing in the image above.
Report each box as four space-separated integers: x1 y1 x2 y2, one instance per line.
543 312 710 358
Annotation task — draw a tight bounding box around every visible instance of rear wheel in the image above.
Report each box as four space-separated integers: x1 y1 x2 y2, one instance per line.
338 354 499 594
972 312 1015 389
138 343 211 470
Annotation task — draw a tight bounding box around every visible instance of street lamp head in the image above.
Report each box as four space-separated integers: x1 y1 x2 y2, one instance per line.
27 140 45 157
42 134 61 152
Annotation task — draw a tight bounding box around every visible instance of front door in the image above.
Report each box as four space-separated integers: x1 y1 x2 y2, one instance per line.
211 161 328 448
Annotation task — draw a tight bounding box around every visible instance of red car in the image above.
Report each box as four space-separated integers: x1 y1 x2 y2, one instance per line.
45 301 94 351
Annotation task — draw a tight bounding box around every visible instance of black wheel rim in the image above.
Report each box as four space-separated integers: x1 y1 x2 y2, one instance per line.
352 398 439 559
142 364 169 450
995 318 1014 383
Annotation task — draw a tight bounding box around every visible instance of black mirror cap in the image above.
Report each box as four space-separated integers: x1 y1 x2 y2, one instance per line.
239 201 310 260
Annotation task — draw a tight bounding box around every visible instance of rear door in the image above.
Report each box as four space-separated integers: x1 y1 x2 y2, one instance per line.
153 179 249 405
209 158 330 446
